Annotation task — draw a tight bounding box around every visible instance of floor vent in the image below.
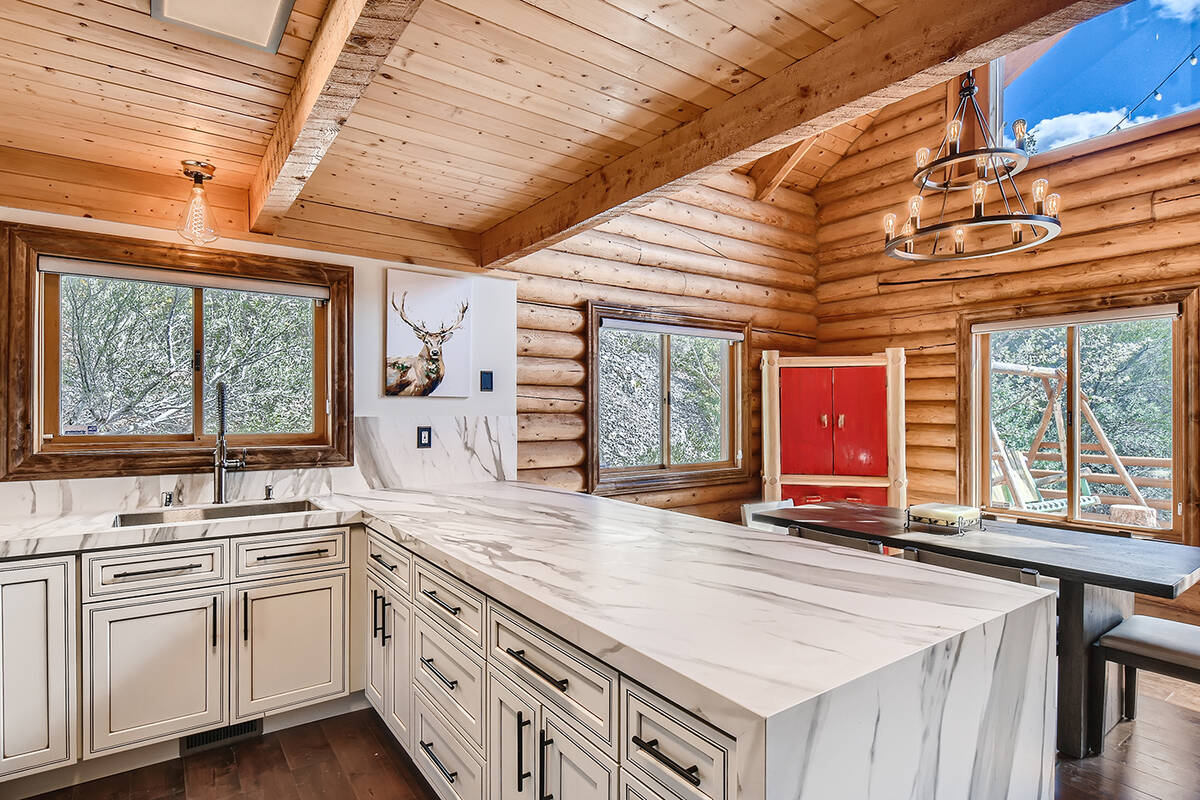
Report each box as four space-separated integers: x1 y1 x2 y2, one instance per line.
181 720 262 756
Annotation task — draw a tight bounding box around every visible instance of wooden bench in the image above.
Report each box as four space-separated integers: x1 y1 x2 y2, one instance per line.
1087 615 1200 754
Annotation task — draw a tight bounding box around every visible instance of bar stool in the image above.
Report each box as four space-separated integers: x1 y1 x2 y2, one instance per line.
788 525 884 554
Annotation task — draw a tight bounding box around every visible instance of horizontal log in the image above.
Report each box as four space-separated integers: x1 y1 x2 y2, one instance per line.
517 302 584 333
663 498 747 522
517 440 586 469
908 445 958 472
517 328 586 359
907 424 957 448
668 184 816 234
617 478 763 510
900 377 956 402
634 197 817 253
517 356 585 387
517 413 586 442
701 171 816 217
908 467 958 497
906 401 956 426
516 385 586 413
517 467 586 491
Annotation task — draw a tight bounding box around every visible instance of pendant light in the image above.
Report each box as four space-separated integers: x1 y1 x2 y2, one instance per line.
177 160 220 246
881 72 1062 261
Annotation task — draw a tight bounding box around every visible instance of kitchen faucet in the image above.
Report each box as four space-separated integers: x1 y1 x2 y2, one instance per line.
213 381 245 504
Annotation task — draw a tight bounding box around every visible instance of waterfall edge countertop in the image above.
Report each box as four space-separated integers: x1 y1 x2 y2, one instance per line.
0 483 1046 718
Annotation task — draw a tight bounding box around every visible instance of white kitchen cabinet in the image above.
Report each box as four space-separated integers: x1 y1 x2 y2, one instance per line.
0 556 76 780
542 709 618 800
234 571 348 720
488 669 539 800
366 571 413 748
84 588 227 757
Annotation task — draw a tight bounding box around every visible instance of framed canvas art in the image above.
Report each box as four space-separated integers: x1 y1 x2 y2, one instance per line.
384 270 472 397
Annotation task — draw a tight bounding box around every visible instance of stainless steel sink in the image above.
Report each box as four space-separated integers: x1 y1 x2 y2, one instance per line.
113 499 320 527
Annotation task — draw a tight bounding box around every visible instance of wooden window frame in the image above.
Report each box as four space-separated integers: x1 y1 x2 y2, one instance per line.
586 302 751 496
957 288 1200 545
0 223 353 481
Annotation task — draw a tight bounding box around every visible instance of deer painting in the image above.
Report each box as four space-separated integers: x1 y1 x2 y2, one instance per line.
385 291 469 396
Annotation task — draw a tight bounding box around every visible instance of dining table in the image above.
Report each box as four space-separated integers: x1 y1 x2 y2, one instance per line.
752 502 1200 758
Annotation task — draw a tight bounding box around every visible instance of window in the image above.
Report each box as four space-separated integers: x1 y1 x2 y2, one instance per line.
970 306 1179 535
0 224 352 480
994 0 1200 155
587 304 749 494
43 259 326 447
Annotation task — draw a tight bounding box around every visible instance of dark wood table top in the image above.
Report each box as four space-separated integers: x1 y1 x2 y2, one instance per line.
754 503 1200 599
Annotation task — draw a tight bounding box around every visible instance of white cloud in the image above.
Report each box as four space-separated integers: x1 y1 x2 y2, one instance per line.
1029 108 1159 150
1151 0 1200 21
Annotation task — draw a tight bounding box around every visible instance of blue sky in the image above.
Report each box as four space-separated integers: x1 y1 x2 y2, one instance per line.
1006 0 1200 151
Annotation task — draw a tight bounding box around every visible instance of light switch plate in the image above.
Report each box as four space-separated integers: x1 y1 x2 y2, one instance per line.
416 426 432 449
480 370 494 392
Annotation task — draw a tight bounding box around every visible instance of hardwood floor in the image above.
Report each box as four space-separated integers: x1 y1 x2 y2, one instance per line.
31 675 1200 800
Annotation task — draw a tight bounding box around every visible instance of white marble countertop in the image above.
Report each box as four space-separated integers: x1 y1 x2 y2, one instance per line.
0 482 1052 733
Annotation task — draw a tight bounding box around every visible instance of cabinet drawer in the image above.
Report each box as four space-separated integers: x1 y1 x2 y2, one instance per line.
83 541 226 601
414 688 486 800
489 603 618 758
367 531 412 594
232 528 347 580
413 560 484 651
414 611 486 750
623 769 670 800
621 681 734 800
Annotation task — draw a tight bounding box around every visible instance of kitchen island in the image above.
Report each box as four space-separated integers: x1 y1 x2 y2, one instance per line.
0 483 1055 800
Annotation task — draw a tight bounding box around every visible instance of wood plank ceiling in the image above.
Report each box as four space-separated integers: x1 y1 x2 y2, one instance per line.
0 0 330 189
298 0 898 232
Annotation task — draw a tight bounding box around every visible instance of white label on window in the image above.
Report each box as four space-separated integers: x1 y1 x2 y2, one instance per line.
62 424 97 436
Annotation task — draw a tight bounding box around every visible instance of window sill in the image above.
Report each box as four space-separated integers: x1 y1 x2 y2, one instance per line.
592 464 750 497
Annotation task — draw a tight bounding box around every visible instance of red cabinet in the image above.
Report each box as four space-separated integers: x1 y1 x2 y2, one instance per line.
782 485 890 506
779 366 888 477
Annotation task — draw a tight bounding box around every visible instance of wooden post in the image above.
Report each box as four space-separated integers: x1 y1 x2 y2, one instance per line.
761 350 782 502
885 347 908 507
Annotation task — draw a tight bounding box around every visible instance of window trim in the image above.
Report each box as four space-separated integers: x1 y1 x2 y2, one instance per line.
586 302 751 496
0 223 353 481
957 288 1200 544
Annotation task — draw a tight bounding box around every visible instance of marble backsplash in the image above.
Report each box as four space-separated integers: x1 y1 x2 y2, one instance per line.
0 414 515 520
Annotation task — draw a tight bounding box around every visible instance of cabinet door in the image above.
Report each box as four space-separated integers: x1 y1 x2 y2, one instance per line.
0 557 76 779
234 571 347 720
541 710 618 800
779 367 833 475
365 572 389 715
832 366 888 476
383 586 413 749
489 670 539 800
85 589 227 757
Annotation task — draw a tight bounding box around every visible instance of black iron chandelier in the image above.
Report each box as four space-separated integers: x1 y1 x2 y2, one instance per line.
881 72 1062 262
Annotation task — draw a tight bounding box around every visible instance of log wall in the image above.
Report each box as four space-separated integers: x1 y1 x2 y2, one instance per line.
813 83 1200 514
504 171 820 521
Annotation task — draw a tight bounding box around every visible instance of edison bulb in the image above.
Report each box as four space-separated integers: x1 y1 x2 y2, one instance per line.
1155 90 1164 101
1045 193 1061 218
915 147 931 169
901 219 914 253
1032 178 1049 202
947 119 962 144
1011 222 1023 245
883 212 897 239
953 226 966 254
908 195 923 217
1012 118 1027 148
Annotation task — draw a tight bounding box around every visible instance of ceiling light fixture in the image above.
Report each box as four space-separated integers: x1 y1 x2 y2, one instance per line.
177 160 220 247
881 71 1062 262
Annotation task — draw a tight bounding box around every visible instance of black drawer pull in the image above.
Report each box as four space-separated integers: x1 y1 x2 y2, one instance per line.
242 592 249 642
420 657 458 690
421 589 461 615
112 562 203 579
505 648 569 692
516 711 532 792
380 599 392 645
539 729 554 800
632 736 701 786
255 548 329 561
370 552 398 571
419 740 458 784
211 596 218 648
371 589 382 640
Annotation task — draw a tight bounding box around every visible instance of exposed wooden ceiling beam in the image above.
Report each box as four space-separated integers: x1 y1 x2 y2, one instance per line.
249 0 424 234
478 0 1119 268
748 138 818 201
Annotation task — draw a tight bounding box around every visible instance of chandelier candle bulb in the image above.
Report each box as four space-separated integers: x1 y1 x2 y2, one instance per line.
971 180 987 217
1012 118 1027 150
902 220 914 253
1011 222 1023 245
908 195 922 228
1046 193 1062 219
1032 178 1049 214
916 147 931 168
947 119 963 154
975 155 989 178
953 226 966 254
883 213 897 243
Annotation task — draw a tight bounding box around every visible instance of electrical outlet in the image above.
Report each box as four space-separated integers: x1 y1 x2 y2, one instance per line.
416 426 432 449
480 370 494 392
